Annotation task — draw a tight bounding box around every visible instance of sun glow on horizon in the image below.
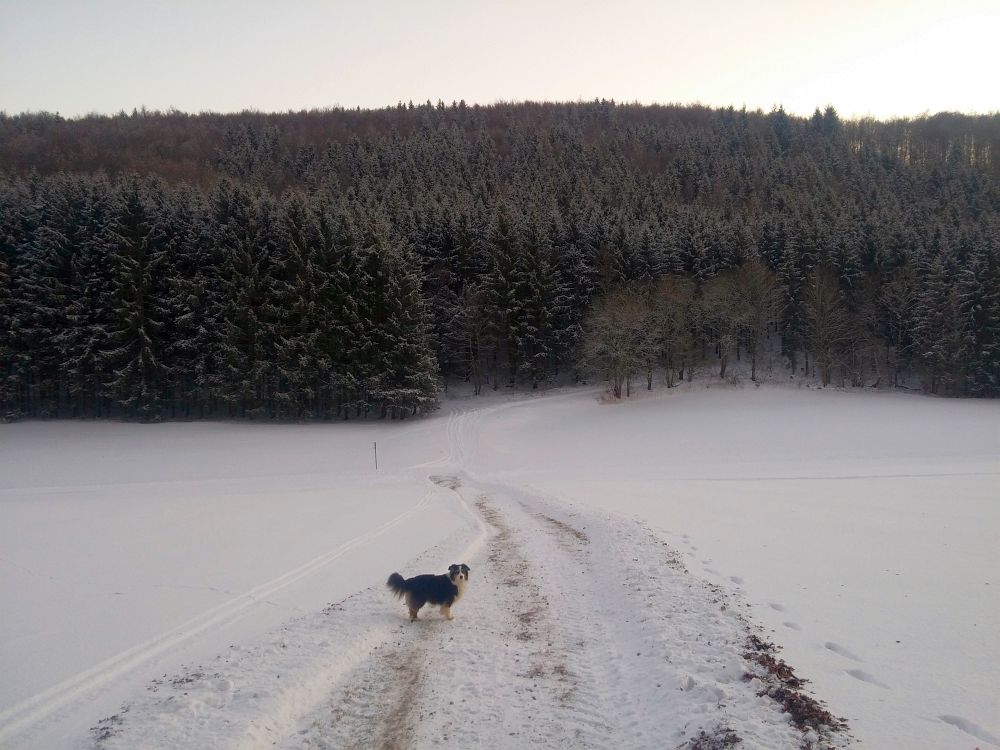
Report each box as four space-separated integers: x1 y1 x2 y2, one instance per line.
0 0 996 120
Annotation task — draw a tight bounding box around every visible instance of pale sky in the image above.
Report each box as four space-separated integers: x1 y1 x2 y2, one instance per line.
1 0 996 119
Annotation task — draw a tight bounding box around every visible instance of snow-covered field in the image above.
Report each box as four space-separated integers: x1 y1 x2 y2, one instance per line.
465 387 1000 749
1 385 997 749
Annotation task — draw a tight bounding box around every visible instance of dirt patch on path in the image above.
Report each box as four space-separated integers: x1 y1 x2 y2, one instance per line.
371 645 425 750
535 512 590 546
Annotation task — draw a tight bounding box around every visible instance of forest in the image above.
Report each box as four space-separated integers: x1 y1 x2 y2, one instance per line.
0 101 998 420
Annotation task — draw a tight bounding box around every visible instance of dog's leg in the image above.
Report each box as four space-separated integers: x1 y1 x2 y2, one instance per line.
440 605 453 621
406 593 420 621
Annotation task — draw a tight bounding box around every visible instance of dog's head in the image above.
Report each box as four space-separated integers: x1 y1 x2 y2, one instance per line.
448 563 471 582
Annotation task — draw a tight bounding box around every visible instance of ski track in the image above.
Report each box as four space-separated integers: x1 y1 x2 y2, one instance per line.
79 404 849 749
0 487 436 748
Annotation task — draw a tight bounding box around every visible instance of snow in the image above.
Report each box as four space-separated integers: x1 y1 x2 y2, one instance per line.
0 420 462 748
1 385 998 749
463 386 1000 749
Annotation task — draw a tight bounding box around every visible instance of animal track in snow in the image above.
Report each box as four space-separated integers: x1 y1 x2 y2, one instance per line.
782 622 801 631
728 576 744 585
768 602 786 612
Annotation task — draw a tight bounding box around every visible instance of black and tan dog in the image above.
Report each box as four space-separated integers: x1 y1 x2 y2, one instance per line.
386 564 470 621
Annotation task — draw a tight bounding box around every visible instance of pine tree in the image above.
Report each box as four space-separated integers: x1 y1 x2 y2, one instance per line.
350 220 438 417
913 252 973 395
270 194 328 417
880 263 918 387
212 183 281 417
483 206 525 387
312 207 360 416
104 177 167 420
61 178 118 417
552 211 597 377
154 184 216 417
515 221 560 388
778 226 806 374
0 177 29 417
961 236 1000 396
14 177 80 416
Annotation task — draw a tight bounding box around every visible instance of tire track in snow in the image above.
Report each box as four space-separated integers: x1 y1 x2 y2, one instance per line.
281 479 843 749
280 485 612 749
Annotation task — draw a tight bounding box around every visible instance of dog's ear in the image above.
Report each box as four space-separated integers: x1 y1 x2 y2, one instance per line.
461 564 471 573
448 564 459 573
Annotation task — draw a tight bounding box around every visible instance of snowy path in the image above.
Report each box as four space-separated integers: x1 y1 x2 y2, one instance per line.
89 405 848 750
93 474 845 749
281 479 835 749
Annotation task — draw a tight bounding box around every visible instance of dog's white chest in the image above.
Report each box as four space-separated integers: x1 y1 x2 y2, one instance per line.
453 577 468 602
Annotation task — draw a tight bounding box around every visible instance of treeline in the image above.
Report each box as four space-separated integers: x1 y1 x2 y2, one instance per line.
1 101 998 420
0 178 440 419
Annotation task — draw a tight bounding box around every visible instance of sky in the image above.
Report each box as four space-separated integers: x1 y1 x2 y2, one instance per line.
1 0 997 120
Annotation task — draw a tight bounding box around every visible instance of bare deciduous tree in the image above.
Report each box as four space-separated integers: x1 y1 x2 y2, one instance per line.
582 289 658 398
650 276 696 387
732 261 783 382
699 271 747 379
803 269 853 386
846 274 889 388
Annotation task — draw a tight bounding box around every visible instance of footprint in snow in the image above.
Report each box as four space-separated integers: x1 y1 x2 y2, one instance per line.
939 715 1000 746
782 621 801 631
768 602 786 612
824 642 862 662
729 576 744 585
845 669 889 688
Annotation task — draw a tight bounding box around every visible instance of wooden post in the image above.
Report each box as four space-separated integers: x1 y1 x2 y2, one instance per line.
374 441 378 471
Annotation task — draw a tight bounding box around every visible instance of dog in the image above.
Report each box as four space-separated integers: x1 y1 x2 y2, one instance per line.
386 564 470 621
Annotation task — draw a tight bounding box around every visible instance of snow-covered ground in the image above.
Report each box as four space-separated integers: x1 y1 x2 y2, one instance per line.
464 386 1000 750
1 385 998 748
0 418 463 748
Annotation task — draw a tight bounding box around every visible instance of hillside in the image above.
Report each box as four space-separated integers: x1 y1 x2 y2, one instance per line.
1 103 998 421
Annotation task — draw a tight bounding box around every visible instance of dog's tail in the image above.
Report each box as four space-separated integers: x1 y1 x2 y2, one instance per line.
386 572 407 599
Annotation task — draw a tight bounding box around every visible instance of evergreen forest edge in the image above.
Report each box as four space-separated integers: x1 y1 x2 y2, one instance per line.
0 101 998 421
